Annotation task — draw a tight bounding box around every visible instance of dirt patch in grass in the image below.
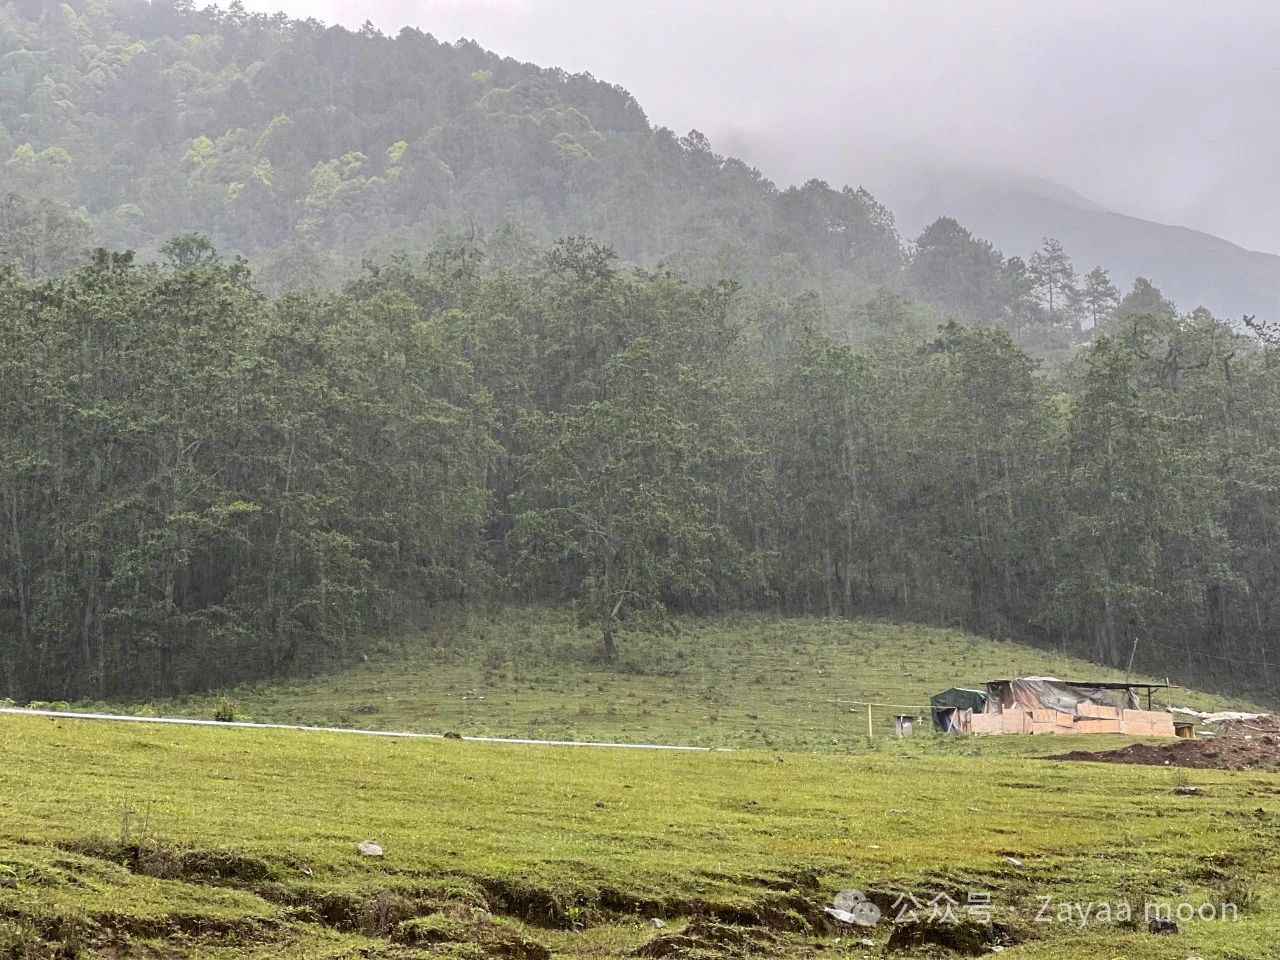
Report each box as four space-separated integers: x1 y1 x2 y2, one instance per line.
477 876 820 933
476 877 585 929
1 903 273 950
634 919 779 958
886 917 1019 955
1049 734 1280 771
105 910 274 941
0 913 88 960
61 840 273 884
290 888 417 935
51 839 826 946
396 908 551 959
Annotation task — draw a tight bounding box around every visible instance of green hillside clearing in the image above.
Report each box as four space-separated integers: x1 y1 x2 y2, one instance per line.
92 608 1263 752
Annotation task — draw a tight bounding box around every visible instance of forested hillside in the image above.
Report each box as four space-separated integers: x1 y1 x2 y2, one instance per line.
0 0 899 297
1 1 1278 703
2 237 1279 700
0 0 1229 356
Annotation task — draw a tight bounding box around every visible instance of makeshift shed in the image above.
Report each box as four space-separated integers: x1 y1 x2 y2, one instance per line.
930 677 1174 737
929 687 990 733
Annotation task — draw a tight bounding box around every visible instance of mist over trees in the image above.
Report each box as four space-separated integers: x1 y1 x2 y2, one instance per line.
1 1 1276 703
0 0 1216 352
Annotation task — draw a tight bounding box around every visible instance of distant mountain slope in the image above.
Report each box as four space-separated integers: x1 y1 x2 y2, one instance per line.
880 166 1280 321
0 0 904 300
0 0 1274 323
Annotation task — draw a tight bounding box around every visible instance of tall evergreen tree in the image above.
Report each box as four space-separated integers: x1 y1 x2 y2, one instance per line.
1029 237 1079 331
1079 265 1120 331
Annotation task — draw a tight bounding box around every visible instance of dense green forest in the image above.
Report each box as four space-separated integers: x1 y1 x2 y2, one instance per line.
2 235 1278 699
1 1 1277 702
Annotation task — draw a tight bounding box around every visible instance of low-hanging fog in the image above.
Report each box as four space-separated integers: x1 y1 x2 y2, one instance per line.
241 0 1280 256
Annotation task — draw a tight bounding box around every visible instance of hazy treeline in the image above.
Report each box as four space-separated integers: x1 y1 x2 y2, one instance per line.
2 237 1277 699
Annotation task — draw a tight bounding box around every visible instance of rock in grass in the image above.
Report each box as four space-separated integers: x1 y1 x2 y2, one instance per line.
825 906 858 924
649 918 666 928
1148 917 1178 934
357 840 384 857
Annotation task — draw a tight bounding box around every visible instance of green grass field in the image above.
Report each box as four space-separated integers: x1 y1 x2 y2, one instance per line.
6 609 1275 958
3 711 1280 959
85 607 1265 751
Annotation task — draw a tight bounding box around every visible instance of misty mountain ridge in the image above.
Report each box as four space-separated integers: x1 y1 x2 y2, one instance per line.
875 162 1280 322
0 0 1275 326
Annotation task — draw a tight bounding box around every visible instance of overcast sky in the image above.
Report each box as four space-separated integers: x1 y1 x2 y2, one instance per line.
241 0 1280 255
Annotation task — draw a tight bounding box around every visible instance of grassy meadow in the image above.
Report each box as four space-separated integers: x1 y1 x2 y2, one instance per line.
2 711 1280 959
5 609 1277 958
86 607 1265 752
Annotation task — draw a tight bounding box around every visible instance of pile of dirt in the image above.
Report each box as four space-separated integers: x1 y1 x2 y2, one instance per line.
1050 734 1280 771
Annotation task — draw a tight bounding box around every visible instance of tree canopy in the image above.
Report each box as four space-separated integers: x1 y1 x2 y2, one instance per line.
0 1 1273 704
1 236 1277 700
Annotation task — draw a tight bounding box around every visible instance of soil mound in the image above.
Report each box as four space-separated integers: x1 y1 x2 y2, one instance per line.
1050 733 1280 771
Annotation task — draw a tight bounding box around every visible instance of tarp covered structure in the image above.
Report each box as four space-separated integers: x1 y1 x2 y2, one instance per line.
985 677 1138 714
929 677 1172 736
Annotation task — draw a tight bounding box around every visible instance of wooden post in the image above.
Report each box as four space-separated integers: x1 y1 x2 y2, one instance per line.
867 703 874 739
1125 636 1140 682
